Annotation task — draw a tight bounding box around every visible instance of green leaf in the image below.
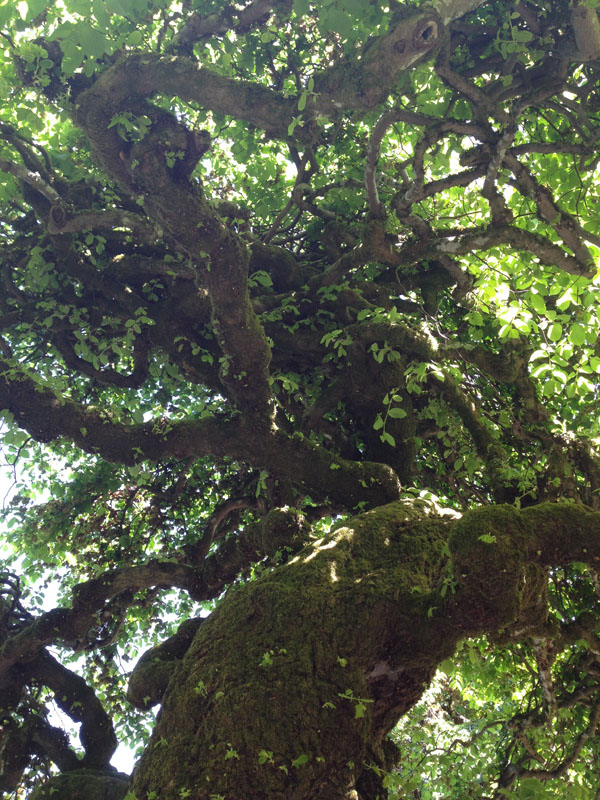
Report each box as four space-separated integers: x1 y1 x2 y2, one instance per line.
126 30 143 46
105 0 131 15
529 293 546 314
373 414 384 431
529 349 547 362
291 754 310 768
548 322 563 342
287 115 303 136
569 323 586 346
511 29 534 42
293 0 310 15
76 25 110 59
387 407 407 419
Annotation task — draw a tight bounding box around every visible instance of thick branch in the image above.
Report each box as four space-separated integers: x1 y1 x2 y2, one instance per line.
70 0 491 153
53 330 150 389
0 356 400 503
0 157 61 204
171 0 290 52
26 652 117 768
72 106 273 415
47 207 161 241
73 54 303 147
431 224 594 276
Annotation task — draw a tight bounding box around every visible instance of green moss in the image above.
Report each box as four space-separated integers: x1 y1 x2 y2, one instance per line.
523 501 600 563
449 504 530 560
129 500 595 798
131 502 454 800
29 769 128 800
448 505 536 632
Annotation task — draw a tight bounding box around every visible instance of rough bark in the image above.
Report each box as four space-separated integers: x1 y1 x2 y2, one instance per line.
29 769 129 800
122 501 600 800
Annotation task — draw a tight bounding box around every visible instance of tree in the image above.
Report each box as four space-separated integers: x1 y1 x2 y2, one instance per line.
2 0 600 797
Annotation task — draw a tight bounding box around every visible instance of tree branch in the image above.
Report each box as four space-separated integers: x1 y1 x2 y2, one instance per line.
171 0 290 53
47 207 161 241
26 651 117 768
0 157 61 204
430 224 594 277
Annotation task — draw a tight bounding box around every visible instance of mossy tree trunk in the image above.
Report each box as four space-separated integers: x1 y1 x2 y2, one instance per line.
128 501 600 800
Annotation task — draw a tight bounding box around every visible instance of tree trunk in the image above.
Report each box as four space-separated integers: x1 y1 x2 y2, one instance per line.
129 500 566 800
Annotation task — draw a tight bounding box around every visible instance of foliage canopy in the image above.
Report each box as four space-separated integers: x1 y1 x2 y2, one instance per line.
2 0 600 798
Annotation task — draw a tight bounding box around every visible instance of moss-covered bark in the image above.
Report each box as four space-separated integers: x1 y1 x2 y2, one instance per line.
29 768 128 800
126 500 600 800
128 502 447 799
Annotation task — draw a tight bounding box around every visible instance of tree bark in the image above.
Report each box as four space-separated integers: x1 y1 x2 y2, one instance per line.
126 500 600 800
